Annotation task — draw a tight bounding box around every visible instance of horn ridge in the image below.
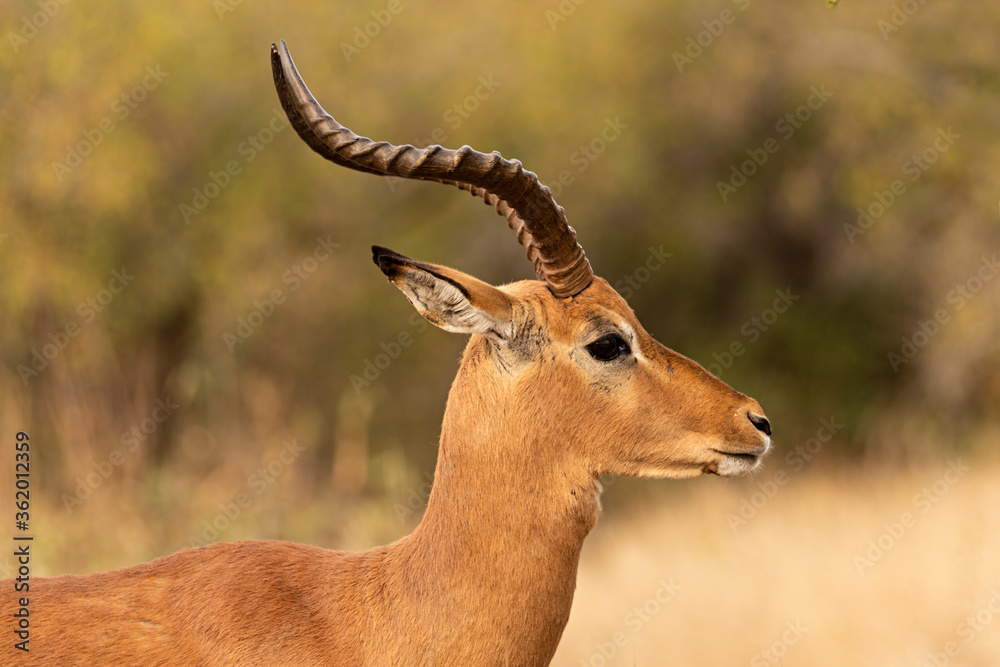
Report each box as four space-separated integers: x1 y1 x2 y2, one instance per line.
271 40 594 297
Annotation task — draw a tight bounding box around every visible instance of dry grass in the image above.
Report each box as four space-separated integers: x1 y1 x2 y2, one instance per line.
555 457 1000 666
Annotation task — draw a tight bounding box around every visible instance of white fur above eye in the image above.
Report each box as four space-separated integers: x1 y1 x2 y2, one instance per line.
618 321 647 364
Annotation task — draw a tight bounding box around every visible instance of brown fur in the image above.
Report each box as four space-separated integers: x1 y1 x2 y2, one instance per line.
2 256 769 665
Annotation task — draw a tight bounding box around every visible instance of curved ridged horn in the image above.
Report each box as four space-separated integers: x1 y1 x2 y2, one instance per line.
270 40 593 298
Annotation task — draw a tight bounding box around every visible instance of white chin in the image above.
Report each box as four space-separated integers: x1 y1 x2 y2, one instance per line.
715 454 762 477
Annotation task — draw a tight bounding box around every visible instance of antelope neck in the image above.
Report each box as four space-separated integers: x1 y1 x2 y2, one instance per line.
398 376 601 657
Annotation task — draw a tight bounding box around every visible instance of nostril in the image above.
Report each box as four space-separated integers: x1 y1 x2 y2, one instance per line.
747 411 771 436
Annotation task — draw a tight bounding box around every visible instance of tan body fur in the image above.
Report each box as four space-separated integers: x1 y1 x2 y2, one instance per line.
4 273 770 665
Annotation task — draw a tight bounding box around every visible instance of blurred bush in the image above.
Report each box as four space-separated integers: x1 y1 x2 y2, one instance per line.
1 0 999 564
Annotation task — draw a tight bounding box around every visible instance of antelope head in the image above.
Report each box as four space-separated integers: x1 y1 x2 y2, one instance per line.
271 41 771 484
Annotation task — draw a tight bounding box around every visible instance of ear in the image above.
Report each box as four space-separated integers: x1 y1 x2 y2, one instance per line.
372 246 516 342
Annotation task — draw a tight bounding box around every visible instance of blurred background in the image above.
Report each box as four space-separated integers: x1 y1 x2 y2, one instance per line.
2 0 999 663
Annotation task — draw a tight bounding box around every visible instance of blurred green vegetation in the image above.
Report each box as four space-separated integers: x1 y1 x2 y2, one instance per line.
1 0 999 570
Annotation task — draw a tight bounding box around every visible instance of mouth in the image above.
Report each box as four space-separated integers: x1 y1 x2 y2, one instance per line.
710 445 769 477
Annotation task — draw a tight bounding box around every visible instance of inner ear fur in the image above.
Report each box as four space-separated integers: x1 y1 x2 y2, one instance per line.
372 246 516 341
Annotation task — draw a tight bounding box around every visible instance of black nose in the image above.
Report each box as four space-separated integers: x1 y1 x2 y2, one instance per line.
748 411 771 436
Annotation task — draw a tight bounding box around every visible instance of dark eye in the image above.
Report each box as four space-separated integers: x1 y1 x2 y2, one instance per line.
586 334 630 361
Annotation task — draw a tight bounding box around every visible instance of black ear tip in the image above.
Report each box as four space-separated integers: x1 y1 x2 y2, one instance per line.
371 245 389 266
372 245 412 277
371 246 394 273
371 245 413 264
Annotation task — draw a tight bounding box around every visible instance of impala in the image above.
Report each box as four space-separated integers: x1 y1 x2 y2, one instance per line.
2 41 771 666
